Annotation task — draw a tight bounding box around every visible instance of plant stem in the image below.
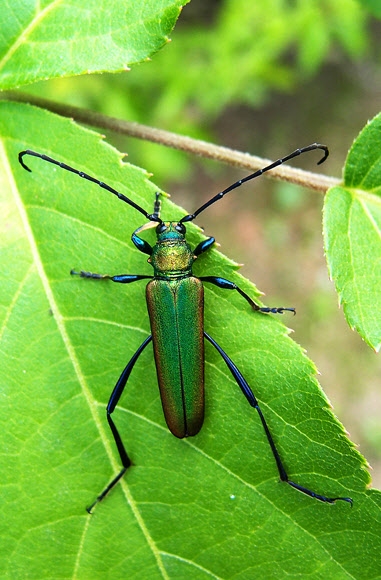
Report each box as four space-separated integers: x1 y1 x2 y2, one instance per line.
2 91 340 192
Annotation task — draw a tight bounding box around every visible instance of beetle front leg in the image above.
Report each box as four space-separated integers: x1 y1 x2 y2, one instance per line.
87 335 153 513
200 276 295 314
193 236 215 257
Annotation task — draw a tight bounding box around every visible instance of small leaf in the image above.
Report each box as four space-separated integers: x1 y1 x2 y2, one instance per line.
0 0 187 90
1 101 379 579
324 113 381 351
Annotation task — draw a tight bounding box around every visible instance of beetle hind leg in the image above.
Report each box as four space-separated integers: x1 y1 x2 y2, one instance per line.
87 335 153 513
204 332 352 506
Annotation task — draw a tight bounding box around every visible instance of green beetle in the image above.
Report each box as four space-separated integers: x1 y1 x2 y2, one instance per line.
18 145 352 512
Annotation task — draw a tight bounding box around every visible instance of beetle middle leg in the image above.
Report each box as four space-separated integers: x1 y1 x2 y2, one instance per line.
191 237 294 314
200 276 295 314
71 270 153 284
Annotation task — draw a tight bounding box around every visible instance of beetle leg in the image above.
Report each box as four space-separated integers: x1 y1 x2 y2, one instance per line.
70 270 153 284
87 335 153 513
194 237 215 257
131 232 154 256
201 276 295 314
204 332 353 506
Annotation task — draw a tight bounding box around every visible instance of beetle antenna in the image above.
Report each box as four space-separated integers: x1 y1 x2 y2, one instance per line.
152 191 162 220
18 150 161 223
179 143 329 224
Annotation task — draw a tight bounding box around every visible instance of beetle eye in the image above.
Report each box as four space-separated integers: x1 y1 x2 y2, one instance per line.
176 223 186 234
156 223 167 234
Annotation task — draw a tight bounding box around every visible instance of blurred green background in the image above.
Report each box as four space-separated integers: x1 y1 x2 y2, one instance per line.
25 0 381 486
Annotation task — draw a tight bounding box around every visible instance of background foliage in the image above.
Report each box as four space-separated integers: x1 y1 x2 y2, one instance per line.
1 0 381 578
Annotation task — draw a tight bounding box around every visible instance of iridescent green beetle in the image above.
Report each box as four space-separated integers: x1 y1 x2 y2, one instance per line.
18 145 352 512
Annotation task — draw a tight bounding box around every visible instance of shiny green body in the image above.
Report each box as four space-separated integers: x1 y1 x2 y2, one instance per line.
146 223 204 438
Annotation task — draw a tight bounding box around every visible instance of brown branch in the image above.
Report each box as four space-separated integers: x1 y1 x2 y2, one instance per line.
2 91 340 192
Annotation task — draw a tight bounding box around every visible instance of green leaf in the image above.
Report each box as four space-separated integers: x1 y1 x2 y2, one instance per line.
0 0 187 90
1 101 379 579
357 0 381 18
323 113 381 351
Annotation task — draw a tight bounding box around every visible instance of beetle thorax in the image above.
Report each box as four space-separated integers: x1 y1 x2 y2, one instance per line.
149 222 195 278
